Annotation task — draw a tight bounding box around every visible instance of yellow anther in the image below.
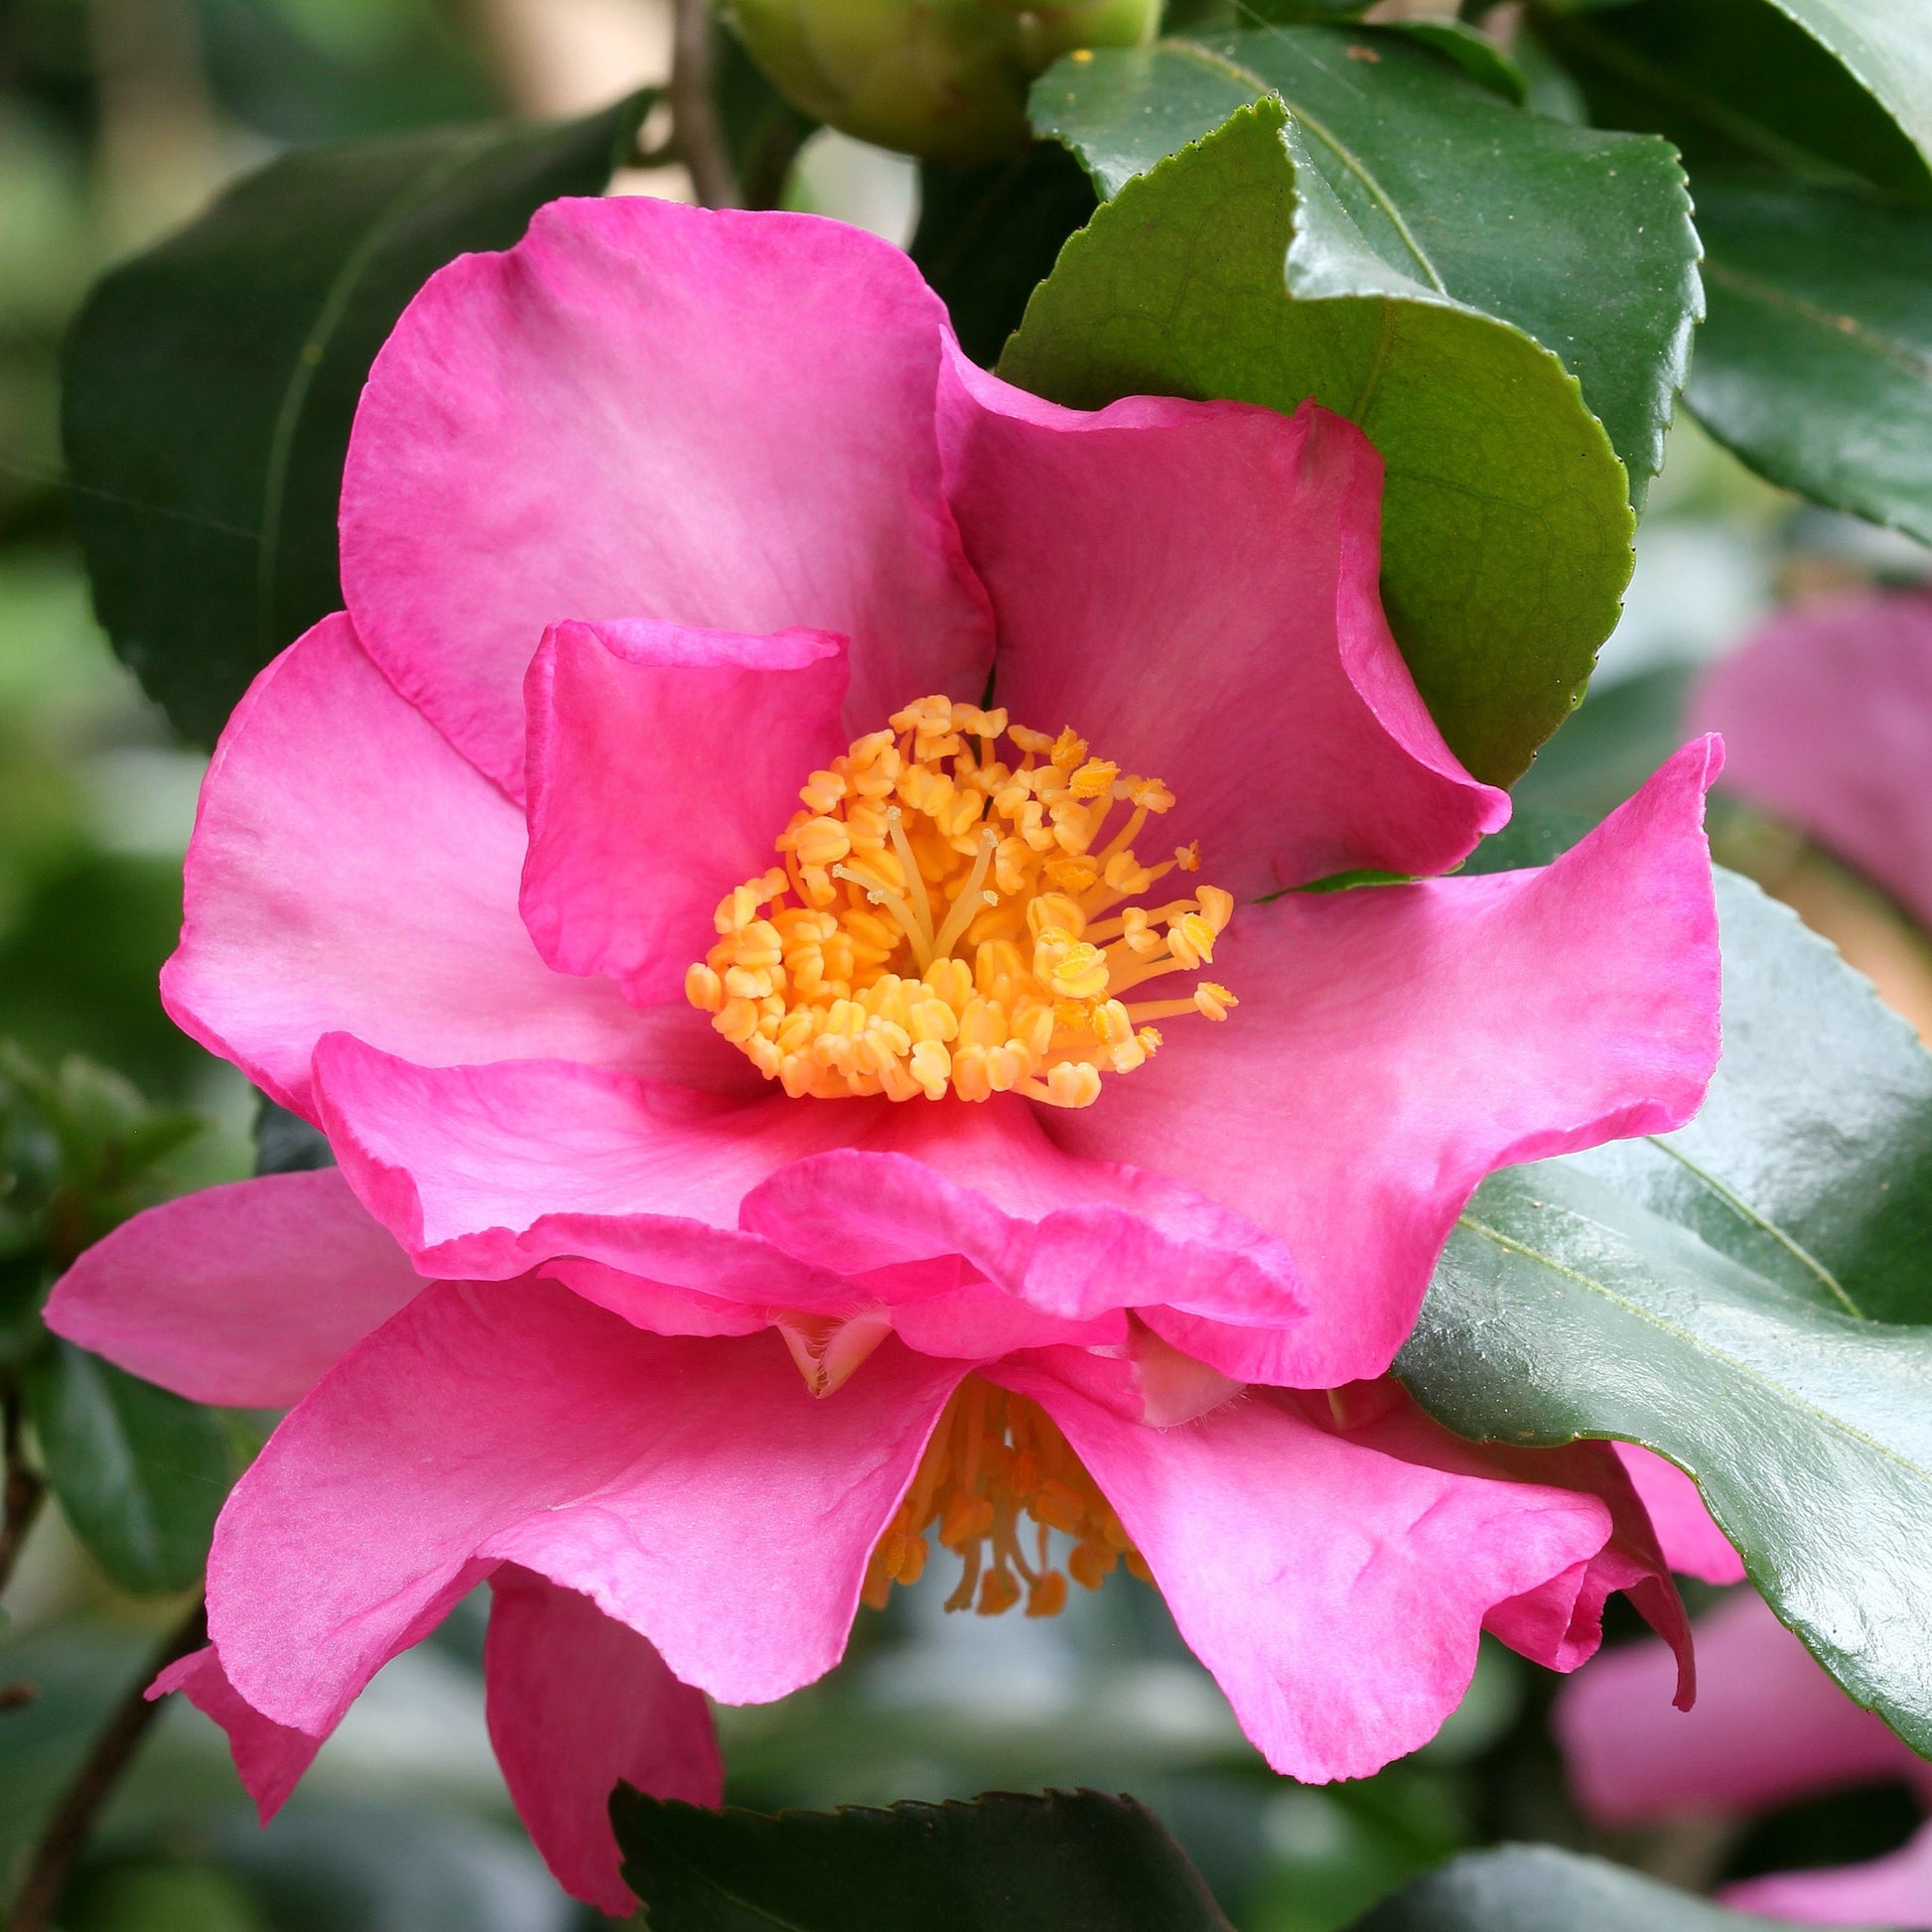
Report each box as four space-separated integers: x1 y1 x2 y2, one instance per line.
1069 759 1119 800
791 816 851 867
1175 841 1201 872
1194 982 1237 1021
1048 942 1111 1001
688 698 1236 1106
861 1379 1146 1621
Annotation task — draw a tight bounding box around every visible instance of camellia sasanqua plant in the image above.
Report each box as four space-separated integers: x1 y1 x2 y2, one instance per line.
20 0 1932 1925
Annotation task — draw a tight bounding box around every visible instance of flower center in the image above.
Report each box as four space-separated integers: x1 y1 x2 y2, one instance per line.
862 1377 1148 1618
686 695 1237 1107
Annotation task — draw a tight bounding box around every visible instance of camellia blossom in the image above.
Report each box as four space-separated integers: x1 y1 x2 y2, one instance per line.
1559 1590 1932 1927
51 197 1725 1910
1692 587 1932 934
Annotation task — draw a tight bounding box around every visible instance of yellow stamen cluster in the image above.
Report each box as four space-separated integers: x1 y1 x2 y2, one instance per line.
862 1378 1149 1617
686 696 1238 1107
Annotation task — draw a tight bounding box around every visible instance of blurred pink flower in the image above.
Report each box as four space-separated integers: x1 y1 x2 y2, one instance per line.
1692 588 1932 931
1558 1589 1932 1925
51 197 1725 1908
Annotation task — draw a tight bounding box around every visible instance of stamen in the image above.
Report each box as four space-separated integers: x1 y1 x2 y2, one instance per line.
861 1378 1147 1617
690 697 1237 1106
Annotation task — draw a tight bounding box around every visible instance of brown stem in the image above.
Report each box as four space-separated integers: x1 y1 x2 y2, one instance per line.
0 1377 46 1601
7 1595 207 1931
670 0 739 208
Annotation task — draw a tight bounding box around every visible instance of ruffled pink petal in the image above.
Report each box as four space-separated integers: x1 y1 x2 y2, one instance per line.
999 1367 1618 1782
1722 1819 1932 1927
484 1564 722 1915
1556 1589 1929 1826
207 1278 963 1733
940 359 1507 896
150 1645 324 1823
1613 1442 1746 1586
341 197 993 797
1054 738 1724 1388
44 1169 424 1408
521 619 850 1003
1692 589 1932 931
739 1095 1305 1330
313 1033 871 1292
163 615 691 1120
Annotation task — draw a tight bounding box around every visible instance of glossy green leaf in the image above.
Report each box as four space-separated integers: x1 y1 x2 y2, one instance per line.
1349 1844 1788 1930
1686 175 1932 545
1027 26 1700 498
1387 20 1529 105
1398 870 1932 1751
1531 0 1931 202
911 142 1098 366
62 91 653 749
1002 99 1634 787
612 1787 1234 1931
25 1341 230 1594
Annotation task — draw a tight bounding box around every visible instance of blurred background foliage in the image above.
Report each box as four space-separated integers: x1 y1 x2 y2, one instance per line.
0 0 1929 1927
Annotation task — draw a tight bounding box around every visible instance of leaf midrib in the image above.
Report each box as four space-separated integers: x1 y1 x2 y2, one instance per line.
1166 39 1449 295
1702 256 1932 382
1455 1203 1932 1488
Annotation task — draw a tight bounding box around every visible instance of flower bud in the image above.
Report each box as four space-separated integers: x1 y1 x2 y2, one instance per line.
727 0 1159 165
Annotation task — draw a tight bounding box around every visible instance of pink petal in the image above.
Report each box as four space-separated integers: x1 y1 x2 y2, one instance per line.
941 359 1506 896
208 1278 963 1732
1613 1442 1745 1586
1556 1588 1928 1826
1002 1367 1617 1782
485 1564 722 1915
1054 737 1725 1388
739 1094 1306 1330
44 1170 424 1408
1692 589 1932 931
521 619 849 1003
313 1033 870 1290
163 615 699 1120
341 198 993 797
150 1645 324 1823
1722 1819 1932 1927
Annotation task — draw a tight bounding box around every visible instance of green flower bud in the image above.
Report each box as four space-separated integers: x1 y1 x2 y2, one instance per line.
726 0 1158 166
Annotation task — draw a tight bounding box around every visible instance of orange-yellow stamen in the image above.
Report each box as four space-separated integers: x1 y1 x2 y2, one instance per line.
688 697 1237 1107
861 1377 1150 1617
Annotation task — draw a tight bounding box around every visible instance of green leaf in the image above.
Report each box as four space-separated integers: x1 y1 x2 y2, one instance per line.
1349 1844 1789 1930
1530 0 1932 203
1386 20 1529 106
612 1787 1234 1931
62 91 654 750
25 1340 230 1593
1001 98 1635 787
1686 175 1932 545
1026 27 1700 500
911 142 1098 367
1397 870 1932 1751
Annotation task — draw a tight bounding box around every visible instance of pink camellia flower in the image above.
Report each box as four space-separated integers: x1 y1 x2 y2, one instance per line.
1558 1590 1932 1927
50 197 1725 1911
1692 588 1932 934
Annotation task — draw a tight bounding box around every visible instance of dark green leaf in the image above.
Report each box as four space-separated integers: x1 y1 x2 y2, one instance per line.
717 25 817 209
1686 175 1932 545
1349 1844 1791 1930
62 91 654 749
1531 0 1931 203
1002 99 1635 787
25 1341 230 1593
1027 26 1700 500
1387 20 1529 106
1398 870 1932 1750
912 143 1097 367
613 1787 1234 1932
